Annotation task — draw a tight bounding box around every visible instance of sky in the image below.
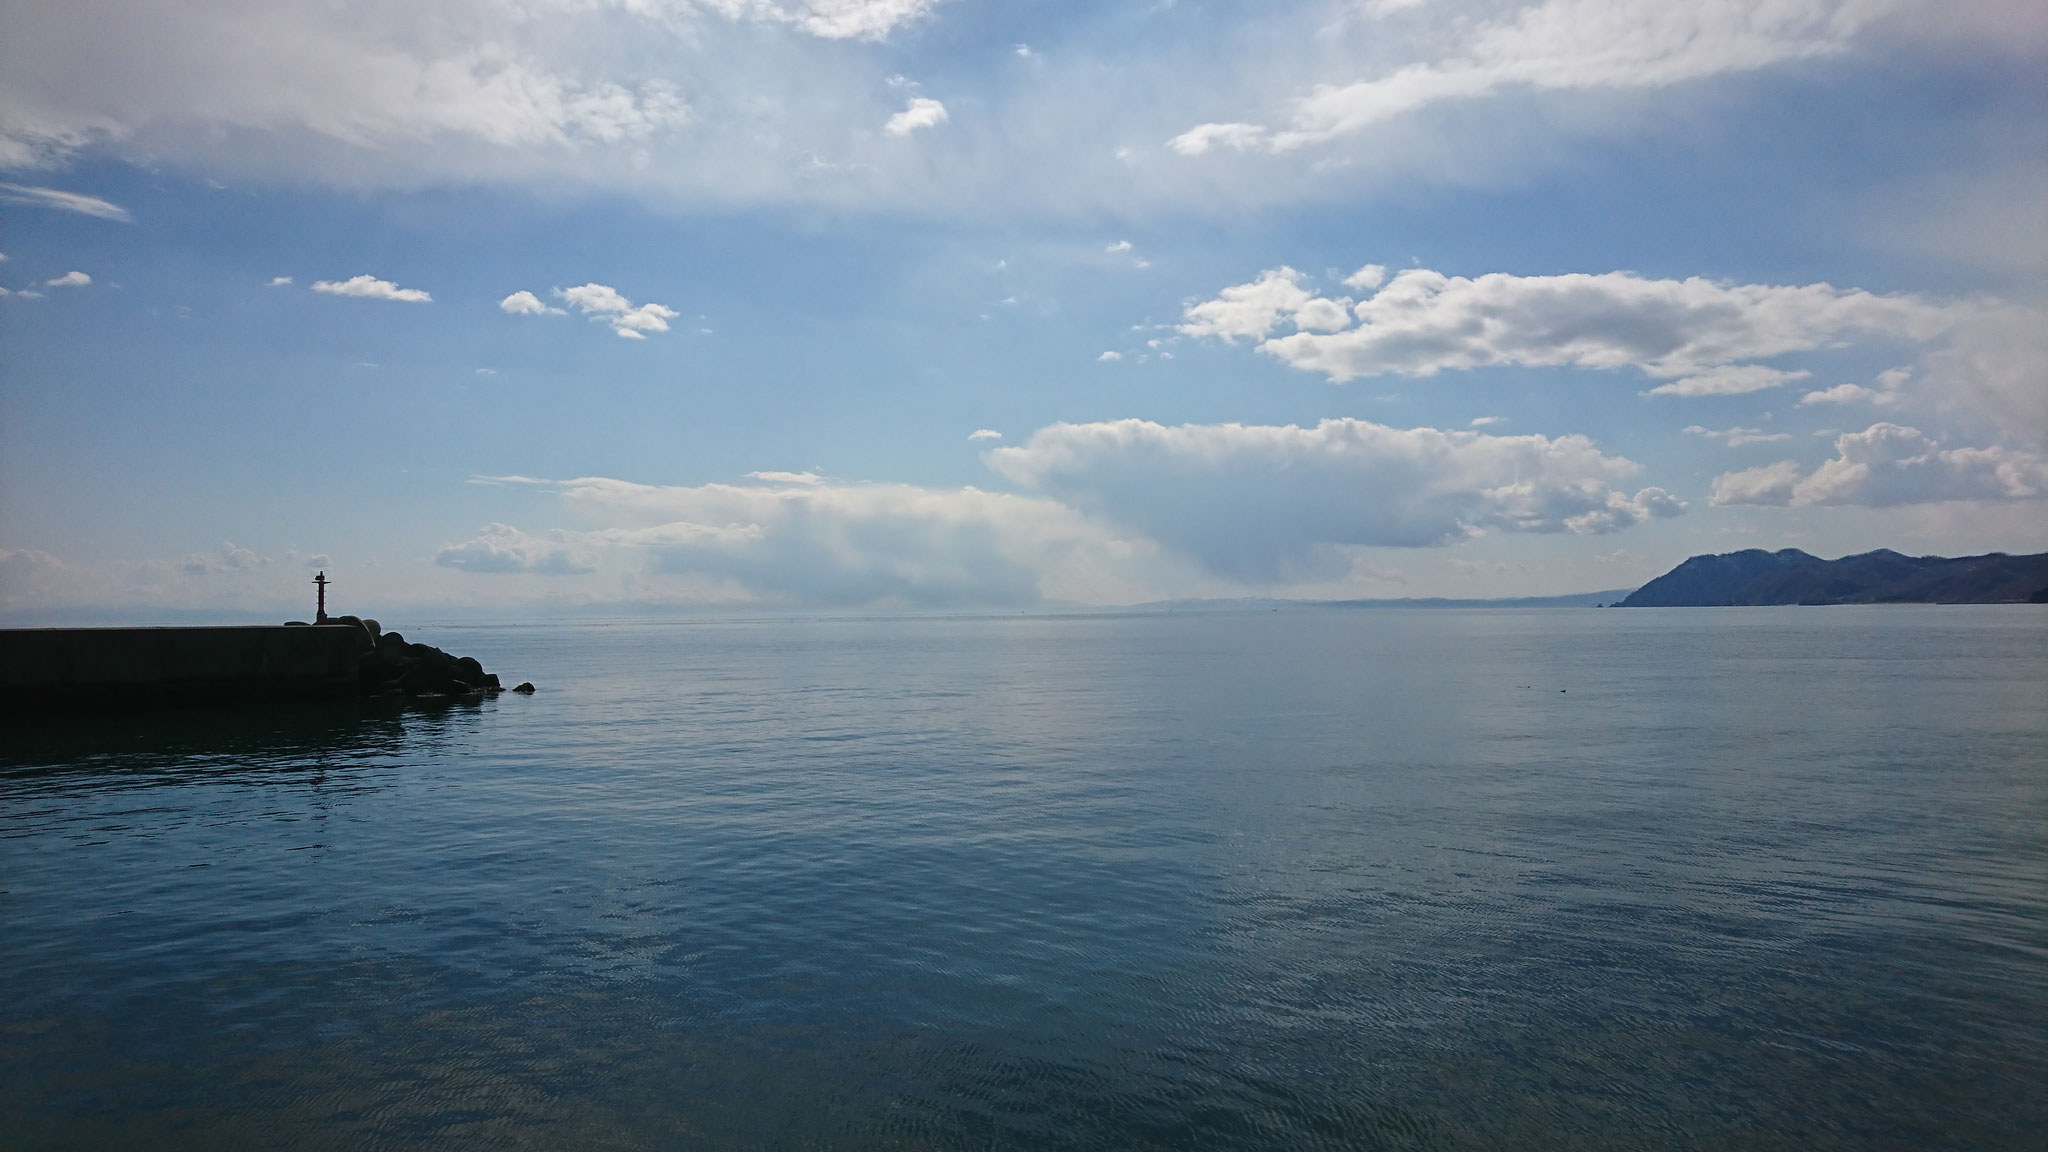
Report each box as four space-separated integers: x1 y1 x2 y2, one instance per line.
1 0 2044 621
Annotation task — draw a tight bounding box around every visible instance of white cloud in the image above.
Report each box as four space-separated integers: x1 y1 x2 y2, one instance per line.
0 183 132 221
43 270 90 288
312 275 432 302
435 523 595 574
554 282 678 337
986 418 1684 579
1469 415 1506 427
1799 383 1879 405
1644 365 1811 397
1179 0 1893 155
443 473 1191 607
1711 423 2048 507
1342 264 1388 292
1798 366 1912 408
1167 121 1265 156
968 429 1002 441
1097 351 1122 362
0 548 69 612
885 96 948 136
744 470 825 484
178 541 271 575
499 289 563 315
1179 266 1317 342
1106 240 1132 253
1184 266 1967 393
716 0 947 41
268 276 292 286
1684 424 1793 447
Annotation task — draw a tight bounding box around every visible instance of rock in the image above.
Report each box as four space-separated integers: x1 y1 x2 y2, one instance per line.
512 682 536 694
319 620 518 700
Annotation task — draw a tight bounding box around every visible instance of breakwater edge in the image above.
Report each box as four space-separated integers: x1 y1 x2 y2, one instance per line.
0 616 532 711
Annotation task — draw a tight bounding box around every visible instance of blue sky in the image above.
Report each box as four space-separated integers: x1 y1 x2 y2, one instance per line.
2 0 2043 620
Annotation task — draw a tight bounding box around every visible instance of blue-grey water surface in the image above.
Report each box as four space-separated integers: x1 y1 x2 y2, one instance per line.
4 607 2045 1149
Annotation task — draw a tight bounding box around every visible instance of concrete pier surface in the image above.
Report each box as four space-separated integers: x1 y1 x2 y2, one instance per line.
1 625 364 709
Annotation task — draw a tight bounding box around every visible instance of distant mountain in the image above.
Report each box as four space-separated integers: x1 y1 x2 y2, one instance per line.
1618 549 2048 607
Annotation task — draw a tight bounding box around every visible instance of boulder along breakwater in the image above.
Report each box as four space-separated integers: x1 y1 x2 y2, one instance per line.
293 615 532 700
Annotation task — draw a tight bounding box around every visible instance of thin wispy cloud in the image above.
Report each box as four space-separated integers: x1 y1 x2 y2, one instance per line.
0 184 132 222
1171 0 1891 155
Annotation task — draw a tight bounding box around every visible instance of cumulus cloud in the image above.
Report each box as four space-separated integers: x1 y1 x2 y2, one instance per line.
1174 0 1892 154
1181 266 1976 400
1711 423 2048 507
986 418 1684 579
1799 367 1910 407
437 473 1188 607
312 275 432 302
553 282 678 337
968 429 1002 441
1097 351 1122 362
499 289 563 315
435 523 595 574
1179 266 1317 342
43 270 90 288
0 183 132 221
884 96 949 136
268 276 292 286
178 541 271 575
431 414 1695 606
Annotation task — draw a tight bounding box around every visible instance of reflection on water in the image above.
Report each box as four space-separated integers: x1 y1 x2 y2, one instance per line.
2 609 2044 1149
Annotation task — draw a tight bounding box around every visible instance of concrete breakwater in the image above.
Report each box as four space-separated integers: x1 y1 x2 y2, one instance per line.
1 618 527 710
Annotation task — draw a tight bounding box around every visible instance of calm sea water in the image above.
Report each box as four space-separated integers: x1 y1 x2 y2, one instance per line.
3 607 2044 1150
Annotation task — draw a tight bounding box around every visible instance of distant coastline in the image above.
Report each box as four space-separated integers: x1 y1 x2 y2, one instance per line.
1616 549 2048 607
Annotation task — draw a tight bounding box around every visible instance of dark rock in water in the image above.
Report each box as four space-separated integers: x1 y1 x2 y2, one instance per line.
512 682 536 694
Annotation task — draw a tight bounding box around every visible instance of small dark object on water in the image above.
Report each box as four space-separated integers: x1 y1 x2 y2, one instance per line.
512 682 536 694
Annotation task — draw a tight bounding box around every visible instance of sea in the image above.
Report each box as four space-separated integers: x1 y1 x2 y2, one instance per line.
3 606 2044 1150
